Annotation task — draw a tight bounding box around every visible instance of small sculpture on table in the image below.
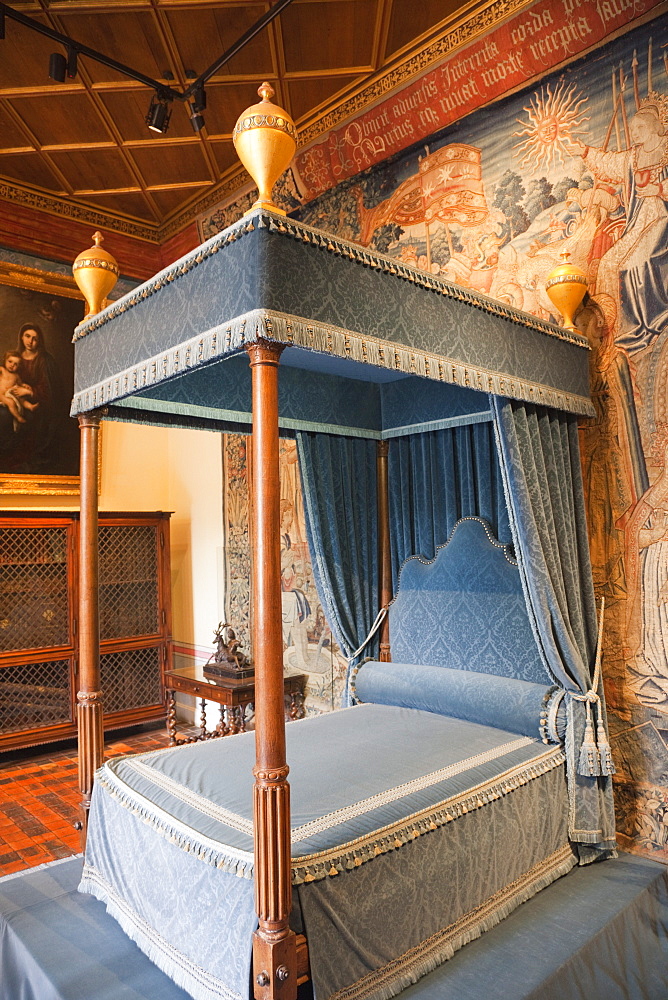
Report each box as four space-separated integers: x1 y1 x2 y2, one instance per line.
204 622 255 681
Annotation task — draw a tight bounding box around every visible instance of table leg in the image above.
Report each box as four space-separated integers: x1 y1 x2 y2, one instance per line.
199 698 207 740
167 689 177 746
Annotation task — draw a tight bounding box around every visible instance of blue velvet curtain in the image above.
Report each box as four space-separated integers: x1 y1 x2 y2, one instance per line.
296 432 378 702
389 421 510 582
491 395 617 863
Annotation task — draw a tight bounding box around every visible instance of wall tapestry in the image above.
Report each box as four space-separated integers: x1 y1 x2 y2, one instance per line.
222 433 347 714
289 13 668 860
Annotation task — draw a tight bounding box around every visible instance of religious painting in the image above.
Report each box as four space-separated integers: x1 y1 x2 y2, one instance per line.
0 263 85 494
295 15 668 859
223 433 347 714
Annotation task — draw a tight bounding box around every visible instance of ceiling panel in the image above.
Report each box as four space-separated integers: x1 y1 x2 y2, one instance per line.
79 190 159 221
384 0 462 60
146 185 210 217
281 0 377 73
166 5 274 80
9 92 113 146
128 141 213 187
0 105 33 150
0 0 473 235
0 152 65 192
287 74 360 124
208 138 239 176
56 11 177 85
47 147 139 192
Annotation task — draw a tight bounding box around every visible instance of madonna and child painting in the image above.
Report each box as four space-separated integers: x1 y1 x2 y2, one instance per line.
0 278 84 490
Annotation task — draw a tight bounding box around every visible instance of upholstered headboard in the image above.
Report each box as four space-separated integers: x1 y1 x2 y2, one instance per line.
389 516 547 685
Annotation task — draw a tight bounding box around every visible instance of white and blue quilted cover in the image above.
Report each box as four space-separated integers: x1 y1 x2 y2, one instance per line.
80 704 571 1000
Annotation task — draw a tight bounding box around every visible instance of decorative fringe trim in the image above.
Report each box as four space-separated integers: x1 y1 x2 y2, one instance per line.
73 209 588 350
291 748 565 884
95 768 255 879
327 844 577 1000
79 864 245 1000
71 308 595 418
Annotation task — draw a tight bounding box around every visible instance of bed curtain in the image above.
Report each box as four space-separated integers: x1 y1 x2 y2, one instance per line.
491 395 617 862
388 421 511 580
297 432 379 702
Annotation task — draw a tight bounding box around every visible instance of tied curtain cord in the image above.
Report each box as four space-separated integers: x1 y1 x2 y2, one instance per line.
491 396 617 863
389 421 511 583
297 432 379 704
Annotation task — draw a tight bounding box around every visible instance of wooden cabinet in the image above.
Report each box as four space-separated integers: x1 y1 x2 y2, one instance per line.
0 511 171 751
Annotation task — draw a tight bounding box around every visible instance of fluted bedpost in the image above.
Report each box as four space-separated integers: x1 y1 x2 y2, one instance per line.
247 340 296 1000
377 440 392 661
76 411 104 849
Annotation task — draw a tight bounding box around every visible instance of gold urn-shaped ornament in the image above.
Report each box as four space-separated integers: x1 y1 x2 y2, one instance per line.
545 251 587 332
72 232 119 318
233 82 297 215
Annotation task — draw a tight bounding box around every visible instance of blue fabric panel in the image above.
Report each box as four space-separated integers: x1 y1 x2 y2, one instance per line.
396 852 668 1000
381 379 488 428
390 517 546 684
388 425 510 581
0 858 191 1000
73 217 592 412
354 662 550 738
134 353 383 431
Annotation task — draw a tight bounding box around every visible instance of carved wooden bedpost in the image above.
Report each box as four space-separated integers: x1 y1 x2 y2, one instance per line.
76 411 103 849
377 440 392 661
247 340 297 1000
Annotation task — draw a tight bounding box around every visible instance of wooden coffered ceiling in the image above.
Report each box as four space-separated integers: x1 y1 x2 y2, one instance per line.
0 0 493 238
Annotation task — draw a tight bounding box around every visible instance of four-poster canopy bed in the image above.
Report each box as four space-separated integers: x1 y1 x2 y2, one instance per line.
69 89 616 1000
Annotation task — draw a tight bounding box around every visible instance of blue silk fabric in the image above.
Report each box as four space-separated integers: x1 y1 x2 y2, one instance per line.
79 704 567 1000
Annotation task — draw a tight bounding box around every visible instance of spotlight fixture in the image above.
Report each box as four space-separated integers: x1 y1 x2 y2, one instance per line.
192 85 206 114
48 51 66 82
189 103 205 133
146 95 171 134
67 46 77 78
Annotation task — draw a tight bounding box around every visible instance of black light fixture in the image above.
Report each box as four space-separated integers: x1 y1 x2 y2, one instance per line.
1 0 296 135
189 103 205 133
48 51 66 82
146 95 171 134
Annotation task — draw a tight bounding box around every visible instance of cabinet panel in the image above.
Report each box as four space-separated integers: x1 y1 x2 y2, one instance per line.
99 524 160 640
0 658 73 736
0 525 71 652
0 511 171 752
100 645 162 716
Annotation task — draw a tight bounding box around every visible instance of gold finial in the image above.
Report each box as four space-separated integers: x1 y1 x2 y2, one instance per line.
72 231 119 319
233 82 297 216
545 250 587 332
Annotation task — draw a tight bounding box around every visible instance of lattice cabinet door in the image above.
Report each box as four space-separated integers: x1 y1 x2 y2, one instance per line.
0 511 171 751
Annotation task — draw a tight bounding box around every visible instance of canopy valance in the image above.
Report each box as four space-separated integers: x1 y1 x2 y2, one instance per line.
71 209 594 425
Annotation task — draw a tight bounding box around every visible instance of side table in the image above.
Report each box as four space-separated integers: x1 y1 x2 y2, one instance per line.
163 663 307 746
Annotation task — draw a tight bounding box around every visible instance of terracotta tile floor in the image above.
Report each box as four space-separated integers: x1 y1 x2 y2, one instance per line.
0 725 186 878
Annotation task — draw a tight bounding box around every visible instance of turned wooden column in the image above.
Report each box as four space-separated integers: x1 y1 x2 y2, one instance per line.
247 341 296 1000
76 412 104 850
377 440 392 661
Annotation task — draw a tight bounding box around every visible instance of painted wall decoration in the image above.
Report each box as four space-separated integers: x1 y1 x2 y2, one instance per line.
223 434 347 714
288 15 668 859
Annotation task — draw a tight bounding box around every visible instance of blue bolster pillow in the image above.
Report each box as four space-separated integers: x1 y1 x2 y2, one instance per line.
354 661 561 741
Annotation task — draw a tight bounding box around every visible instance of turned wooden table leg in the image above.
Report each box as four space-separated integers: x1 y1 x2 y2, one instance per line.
167 690 177 746
199 698 207 739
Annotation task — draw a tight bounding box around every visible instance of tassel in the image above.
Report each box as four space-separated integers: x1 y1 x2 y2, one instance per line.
578 701 601 776
596 710 616 776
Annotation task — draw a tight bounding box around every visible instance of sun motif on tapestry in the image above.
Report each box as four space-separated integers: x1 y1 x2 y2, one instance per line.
513 81 589 170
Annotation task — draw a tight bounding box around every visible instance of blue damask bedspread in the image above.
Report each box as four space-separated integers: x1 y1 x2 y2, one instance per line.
79 704 571 1000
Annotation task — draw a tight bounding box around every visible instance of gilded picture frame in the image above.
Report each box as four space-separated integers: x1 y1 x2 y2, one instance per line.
0 261 87 495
